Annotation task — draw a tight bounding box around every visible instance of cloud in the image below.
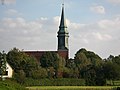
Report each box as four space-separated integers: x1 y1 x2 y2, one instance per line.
98 18 120 30
106 0 120 4
2 0 16 5
68 16 120 58
5 9 22 17
0 16 58 52
91 32 112 41
0 14 120 58
90 5 106 14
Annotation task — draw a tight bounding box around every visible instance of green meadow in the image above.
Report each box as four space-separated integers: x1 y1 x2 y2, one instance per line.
27 86 119 90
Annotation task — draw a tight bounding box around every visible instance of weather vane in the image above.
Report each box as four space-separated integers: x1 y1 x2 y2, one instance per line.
62 0 64 5
62 0 65 8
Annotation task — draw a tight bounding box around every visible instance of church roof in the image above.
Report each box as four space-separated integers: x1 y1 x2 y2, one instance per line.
24 4 69 61
25 50 68 62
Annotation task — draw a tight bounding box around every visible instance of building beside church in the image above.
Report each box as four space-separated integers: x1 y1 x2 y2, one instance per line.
0 62 13 78
25 4 69 62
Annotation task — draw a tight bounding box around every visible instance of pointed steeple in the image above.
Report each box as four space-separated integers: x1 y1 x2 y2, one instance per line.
57 4 69 50
59 4 67 30
58 4 68 33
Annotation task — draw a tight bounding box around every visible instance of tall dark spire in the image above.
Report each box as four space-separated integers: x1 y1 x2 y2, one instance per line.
59 4 68 33
57 4 69 50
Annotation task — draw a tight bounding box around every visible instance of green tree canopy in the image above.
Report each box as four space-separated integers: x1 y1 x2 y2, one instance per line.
74 48 104 85
74 48 102 67
40 52 66 78
7 48 39 77
103 61 120 80
112 55 120 65
0 51 7 80
40 52 65 69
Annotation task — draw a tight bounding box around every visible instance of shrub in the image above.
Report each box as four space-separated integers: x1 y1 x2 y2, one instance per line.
24 78 85 86
13 70 26 84
31 68 48 79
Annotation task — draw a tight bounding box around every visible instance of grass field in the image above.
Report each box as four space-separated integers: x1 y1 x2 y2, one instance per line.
26 86 120 90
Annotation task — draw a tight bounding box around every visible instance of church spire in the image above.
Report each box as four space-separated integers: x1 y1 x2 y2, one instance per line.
57 4 69 50
59 4 68 33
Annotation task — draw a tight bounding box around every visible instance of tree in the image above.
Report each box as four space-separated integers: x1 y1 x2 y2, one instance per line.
107 55 114 61
112 55 120 65
85 51 102 66
7 48 39 77
47 67 56 78
74 48 102 69
95 65 106 86
7 48 23 71
21 56 39 77
56 56 66 78
0 51 7 80
80 64 106 86
103 55 120 85
62 67 71 78
74 49 90 78
103 61 120 84
40 52 62 69
40 52 66 78
66 58 76 69
82 65 96 86
31 67 47 79
75 52 91 71
40 52 63 68
74 48 104 85
66 58 79 78
14 70 26 84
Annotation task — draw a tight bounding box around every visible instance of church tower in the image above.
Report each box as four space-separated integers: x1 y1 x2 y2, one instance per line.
57 4 69 51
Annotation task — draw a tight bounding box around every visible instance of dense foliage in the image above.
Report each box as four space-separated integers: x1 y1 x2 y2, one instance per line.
6 48 47 83
1 47 120 86
24 78 85 86
40 52 66 78
0 51 7 80
73 48 105 85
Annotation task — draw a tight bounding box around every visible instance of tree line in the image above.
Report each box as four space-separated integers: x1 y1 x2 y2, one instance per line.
0 47 120 86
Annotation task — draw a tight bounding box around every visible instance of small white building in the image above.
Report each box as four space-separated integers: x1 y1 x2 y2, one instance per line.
0 62 13 78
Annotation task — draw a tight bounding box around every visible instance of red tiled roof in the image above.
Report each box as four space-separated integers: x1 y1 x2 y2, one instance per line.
24 50 68 62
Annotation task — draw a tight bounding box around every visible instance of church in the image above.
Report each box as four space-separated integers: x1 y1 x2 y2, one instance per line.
25 4 69 62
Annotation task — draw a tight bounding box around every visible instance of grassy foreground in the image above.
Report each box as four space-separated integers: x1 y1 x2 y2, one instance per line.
0 80 27 90
26 86 119 90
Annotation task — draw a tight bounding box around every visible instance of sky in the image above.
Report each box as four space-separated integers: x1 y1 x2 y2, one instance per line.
0 0 120 59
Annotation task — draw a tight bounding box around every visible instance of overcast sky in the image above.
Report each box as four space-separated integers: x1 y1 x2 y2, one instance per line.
0 0 120 59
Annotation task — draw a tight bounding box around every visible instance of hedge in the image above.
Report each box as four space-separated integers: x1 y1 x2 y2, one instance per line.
24 78 85 86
